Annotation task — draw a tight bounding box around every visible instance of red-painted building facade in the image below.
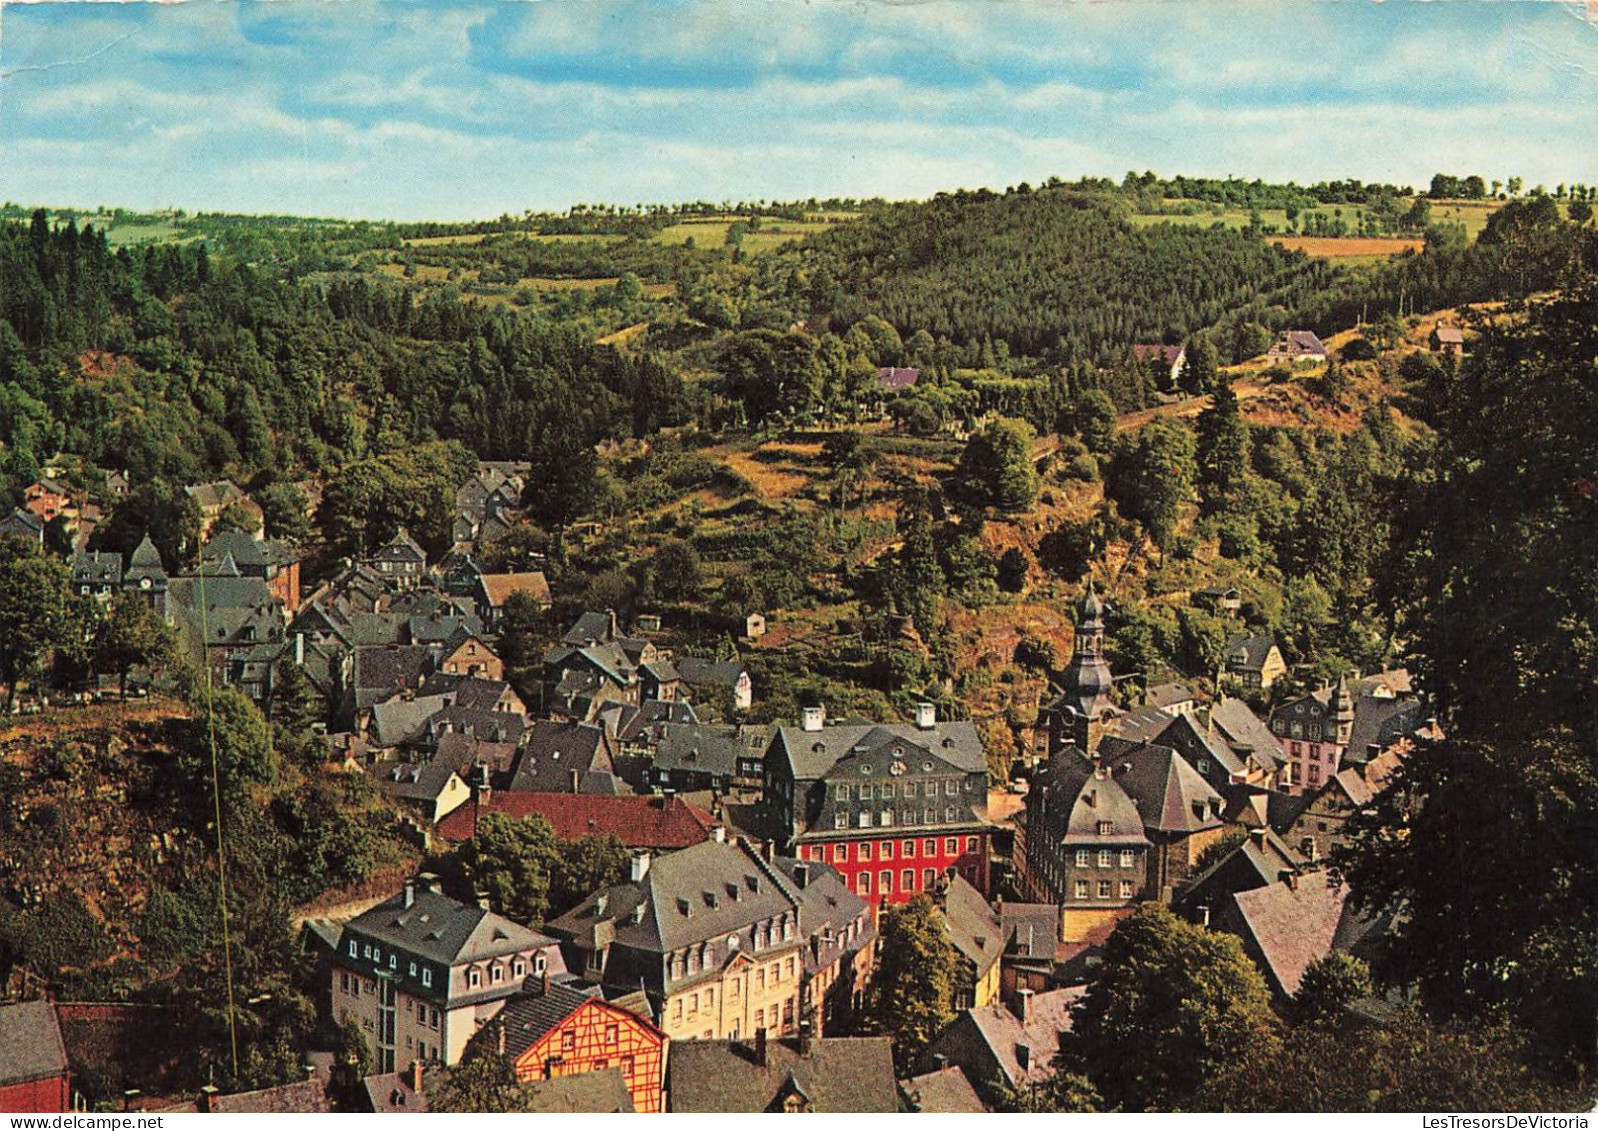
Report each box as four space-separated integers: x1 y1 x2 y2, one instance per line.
763 705 991 906
500 985 667 1114
0 1001 71 1113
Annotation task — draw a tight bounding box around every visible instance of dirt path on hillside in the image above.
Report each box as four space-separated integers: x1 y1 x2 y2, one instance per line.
1113 381 1269 433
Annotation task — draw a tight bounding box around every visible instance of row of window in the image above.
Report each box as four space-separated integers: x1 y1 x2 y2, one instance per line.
1074 879 1137 900
835 779 965 802
543 1054 637 1079
856 868 943 896
404 1035 441 1060
807 836 978 864
466 954 544 990
1074 849 1139 869
834 805 963 829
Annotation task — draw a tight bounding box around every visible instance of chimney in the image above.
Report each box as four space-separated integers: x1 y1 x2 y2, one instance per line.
1248 828 1266 848
569 769 580 792
541 969 552 996
403 879 416 908
932 1053 948 1071
303 1063 317 1082
420 872 442 894
1015 1043 1031 1071
477 894 491 911
1016 987 1034 1026
1199 903 1211 927
294 632 305 665
797 1018 814 1056
496 1023 506 1056
122 1090 142 1113
915 701 936 730
793 863 809 889
199 1085 219 1114
408 1061 423 1093
1279 868 1298 890
801 705 825 733
754 1027 768 1067
631 853 651 882
710 825 727 844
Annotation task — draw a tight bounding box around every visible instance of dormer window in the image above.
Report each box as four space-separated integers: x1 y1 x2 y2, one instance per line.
1097 820 1113 835
469 969 482 988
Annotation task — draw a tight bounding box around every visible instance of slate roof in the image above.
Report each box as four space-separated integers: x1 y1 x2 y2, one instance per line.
407 614 484 645
547 839 799 956
524 1068 635 1112
1345 696 1426 767
495 983 608 1060
353 646 435 696
1224 635 1280 673
1028 751 1149 846
370 694 453 747
1151 711 1248 779
375 761 463 805
769 719 986 780
1207 696 1286 771
614 698 699 743
371 527 427 564
674 656 749 690
479 571 550 608
434 732 519 779
362 1071 429 1113
562 610 622 646
418 673 517 712
0 508 45 540
939 874 1003 977
71 550 123 586
1145 681 1196 710
668 1037 898 1112
201 530 294 572
0 1000 68 1087
1221 870 1350 996
1000 903 1061 961
928 989 1083 1091
654 723 748 778
126 533 166 579
1177 828 1302 913
508 720 619 793
436 791 716 848
184 480 245 512
346 885 556 969
770 858 874 975
899 1065 986 1112
1101 738 1225 834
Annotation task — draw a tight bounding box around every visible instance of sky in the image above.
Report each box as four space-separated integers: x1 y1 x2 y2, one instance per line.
1 0 1596 221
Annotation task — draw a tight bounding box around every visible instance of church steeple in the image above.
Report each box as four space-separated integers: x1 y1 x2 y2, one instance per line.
1054 586 1116 754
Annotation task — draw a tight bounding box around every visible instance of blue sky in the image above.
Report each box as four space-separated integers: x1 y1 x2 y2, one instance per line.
2 0 1595 221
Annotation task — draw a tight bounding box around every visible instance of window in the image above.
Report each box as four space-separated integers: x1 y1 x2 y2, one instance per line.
945 780 958 796
835 784 850 802
966 836 979 852
430 1007 440 1030
922 808 934 825
881 841 894 860
834 812 847 830
706 988 715 1009
348 940 358 957
1075 849 1090 867
1310 748 1320 762
672 1000 683 1023
1120 849 1136 868
514 960 526 978
859 785 873 801
860 842 873 862
782 918 794 941
340 972 350 994
755 1008 765 1029
409 962 418 977
880 870 893 893
857 812 871 828
1098 880 1112 898
880 809 894 826
903 869 915 891
1096 820 1113 835
688 992 698 1017
944 806 957 823
923 868 936 889
728 933 741 952
924 838 937 855
1120 880 1135 899
421 968 432 988
905 782 917 798
903 839 916 857
858 872 872 895
945 837 958 855
561 1030 576 1054
490 965 503 984
1074 880 1089 899
1197 759 1211 774
881 784 894 799
1098 849 1113 868
835 843 849 863
469 969 482 989
622 1056 635 1077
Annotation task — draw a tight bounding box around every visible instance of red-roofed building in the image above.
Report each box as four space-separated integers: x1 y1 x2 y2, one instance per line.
1131 343 1186 386
876 367 920 391
436 791 717 850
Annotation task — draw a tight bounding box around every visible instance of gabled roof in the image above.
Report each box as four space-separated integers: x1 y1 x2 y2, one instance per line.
0 1000 68 1086
478 571 550 608
1000 903 1061 961
1131 343 1185 365
375 760 464 804
669 1037 898 1112
207 1079 331 1114
1221 870 1350 996
371 527 426 564
1224 635 1280 672
1433 325 1465 344
614 698 699 742
1345 695 1426 767
0 508 45 537
201 530 294 571
1101 739 1224 834
932 988 1084 1091
547 839 800 955
346 885 556 968
899 1065 986 1113
938 874 1003 976
352 645 435 692
1151 711 1247 778
71 550 123 585
674 656 749 690
509 720 618 793
183 480 245 511
407 613 484 645
1145 681 1196 710
1177 828 1302 912
876 366 920 390
524 1068 635 1113
370 695 452 747
562 610 620 646
1027 751 1148 846
362 1071 428 1114
654 723 748 777
496 983 611 1060
1207 697 1285 770
436 791 716 848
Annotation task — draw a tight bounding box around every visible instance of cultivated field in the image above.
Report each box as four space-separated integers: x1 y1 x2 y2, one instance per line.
1270 235 1422 259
